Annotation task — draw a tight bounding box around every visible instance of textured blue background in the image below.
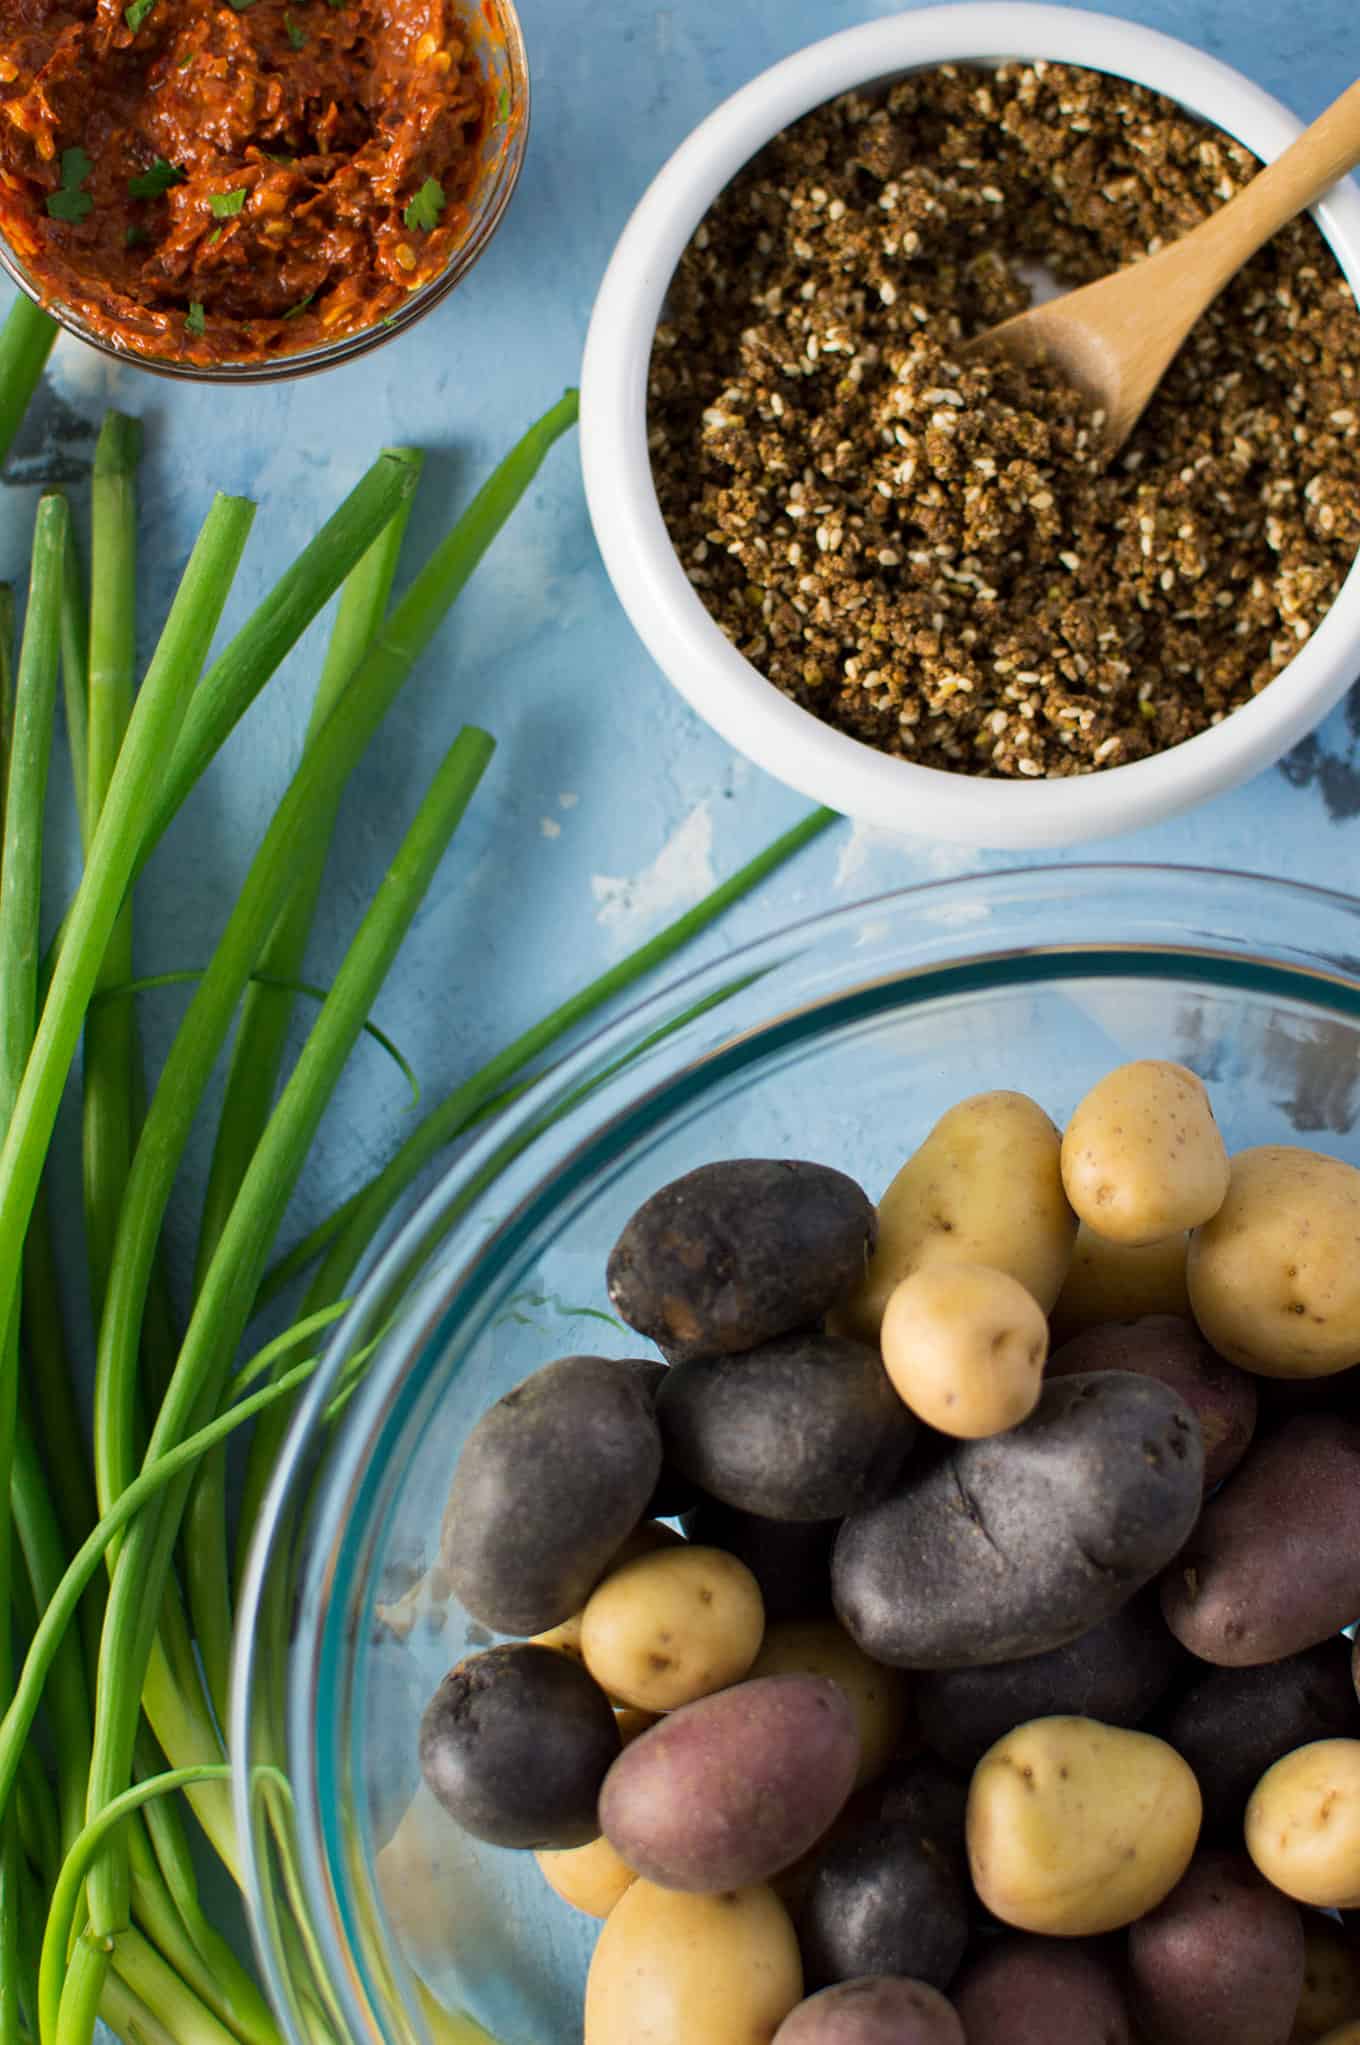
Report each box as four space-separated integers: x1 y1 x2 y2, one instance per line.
1 0 1357 2021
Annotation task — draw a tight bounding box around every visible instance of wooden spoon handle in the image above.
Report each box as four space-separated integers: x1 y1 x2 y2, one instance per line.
1190 77 1360 287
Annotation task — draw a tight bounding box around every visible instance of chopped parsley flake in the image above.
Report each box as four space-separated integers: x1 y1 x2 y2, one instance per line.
124 0 158 30
129 156 185 200
285 12 306 47
283 292 316 319
209 188 247 219
186 301 207 336
207 227 223 246
497 85 511 123
403 177 445 233
47 146 93 223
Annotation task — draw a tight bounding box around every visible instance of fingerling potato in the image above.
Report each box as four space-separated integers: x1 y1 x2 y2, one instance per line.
951 1936 1135 2045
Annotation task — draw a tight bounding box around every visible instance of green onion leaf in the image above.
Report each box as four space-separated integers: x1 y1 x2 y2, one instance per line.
185 302 206 337
208 188 246 219
207 227 223 246
46 189 92 224
124 224 148 248
128 156 185 199
497 84 511 123
124 0 157 28
283 292 315 319
285 11 305 46
403 177 444 233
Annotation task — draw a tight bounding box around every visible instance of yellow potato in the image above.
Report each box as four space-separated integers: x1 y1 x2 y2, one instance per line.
1246 1740 1360 1909
532 1522 683 1668
1061 1060 1228 1247
581 1546 764 1712
535 1710 653 1918
747 1618 911 1788
1188 1147 1360 1377
880 1261 1048 1439
1050 1222 1191 1344
1294 1917 1360 2040
836 1092 1076 1345
966 1716 1201 1935
584 1880 802 2045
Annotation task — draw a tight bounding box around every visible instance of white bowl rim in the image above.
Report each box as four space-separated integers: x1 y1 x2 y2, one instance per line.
580 2 1360 849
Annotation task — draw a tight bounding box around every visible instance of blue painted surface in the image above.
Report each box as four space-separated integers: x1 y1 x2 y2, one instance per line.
2 0 1358 2013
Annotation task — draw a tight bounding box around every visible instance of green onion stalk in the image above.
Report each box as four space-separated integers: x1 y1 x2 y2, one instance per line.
0 375 844 2045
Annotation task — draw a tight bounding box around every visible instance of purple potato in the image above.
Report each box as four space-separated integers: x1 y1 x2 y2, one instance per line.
834 1373 1202 1668
440 1355 661 1635
1156 1637 1357 1834
607 1158 877 1360
419 1645 619 1850
798 1817 970 1991
914 1593 1182 1773
658 1332 914 1522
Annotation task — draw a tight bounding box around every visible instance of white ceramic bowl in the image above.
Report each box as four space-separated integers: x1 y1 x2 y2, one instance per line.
580 3 1360 849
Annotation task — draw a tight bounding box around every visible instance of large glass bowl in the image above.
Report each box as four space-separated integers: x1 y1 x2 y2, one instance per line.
231 864 1360 2045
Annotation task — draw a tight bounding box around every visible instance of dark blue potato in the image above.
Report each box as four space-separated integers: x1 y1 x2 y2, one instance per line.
658 1333 914 1522
1127 1849 1305 2045
440 1355 661 1635
868 1756 970 1888
914 1591 1183 1772
833 1371 1203 1668
798 1816 970 1991
951 1936 1134 2045
1048 1313 1257 1488
1156 1637 1358 1835
772 1978 965 2045
680 1496 837 1619
418 1645 620 1850
606 1158 876 1361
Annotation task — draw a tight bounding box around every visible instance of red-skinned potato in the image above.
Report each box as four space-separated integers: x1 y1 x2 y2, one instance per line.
1126 1848 1305 2045
1048 1313 1256 1488
599 1676 858 1893
951 1935 1134 2045
1161 1415 1360 1665
772 1978 964 2045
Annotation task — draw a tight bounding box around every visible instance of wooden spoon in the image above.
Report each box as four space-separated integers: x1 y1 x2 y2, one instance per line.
968 78 1360 453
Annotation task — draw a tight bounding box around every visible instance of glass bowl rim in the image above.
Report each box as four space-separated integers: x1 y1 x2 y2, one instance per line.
0 0 530 386
231 857 1360 2042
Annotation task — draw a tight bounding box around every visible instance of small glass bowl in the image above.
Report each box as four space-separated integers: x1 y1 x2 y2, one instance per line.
0 0 529 385
232 863 1360 2045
